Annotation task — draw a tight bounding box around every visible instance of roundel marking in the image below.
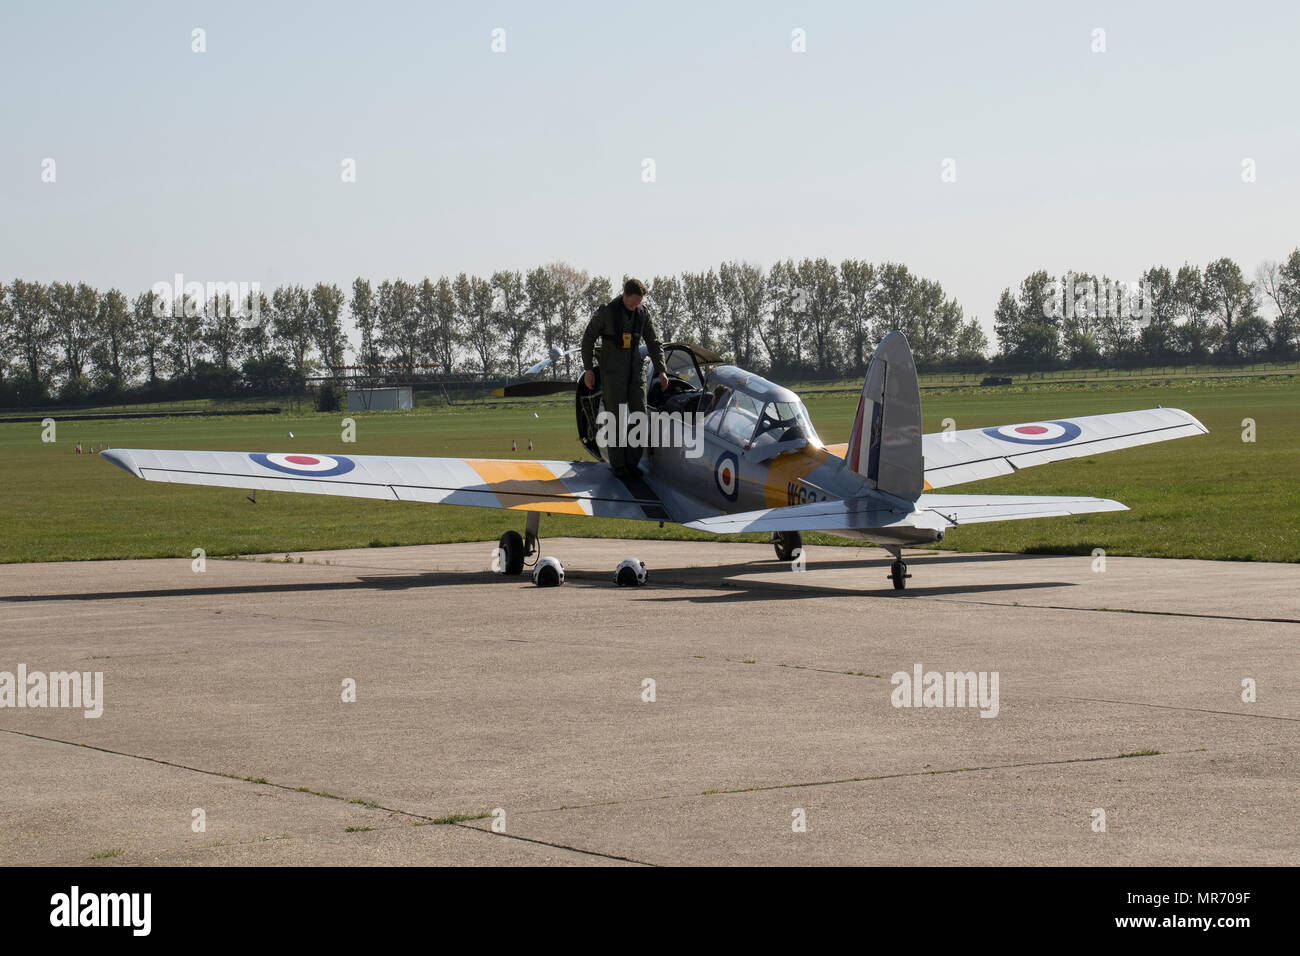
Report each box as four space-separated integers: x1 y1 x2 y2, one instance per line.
715 452 739 501
250 452 357 476
981 421 1083 445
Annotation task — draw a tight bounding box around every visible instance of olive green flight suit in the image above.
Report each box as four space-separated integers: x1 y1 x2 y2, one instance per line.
581 297 666 472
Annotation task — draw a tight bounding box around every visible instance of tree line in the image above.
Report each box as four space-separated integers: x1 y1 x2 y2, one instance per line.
993 251 1300 364
2 252 1296 407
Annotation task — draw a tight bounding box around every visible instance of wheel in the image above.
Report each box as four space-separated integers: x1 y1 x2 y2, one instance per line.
773 531 802 562
889 559 909 590
498 530 525 575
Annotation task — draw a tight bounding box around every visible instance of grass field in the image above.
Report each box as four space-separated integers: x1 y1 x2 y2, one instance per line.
0 375 1296 564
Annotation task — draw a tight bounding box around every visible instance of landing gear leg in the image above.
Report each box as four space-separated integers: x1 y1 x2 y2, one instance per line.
885 546 910 591
524 511 540 563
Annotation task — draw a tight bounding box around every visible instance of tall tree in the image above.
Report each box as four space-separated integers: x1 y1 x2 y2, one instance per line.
377 279 420 365
241 290 274 366
349 278 379 366
524 267 560 373
582 276 614 320
92 288 135 382
309 282 347 372
1172 264 1217 358
1203 257 1257 355
169 287 207 375
839 259 878 373
271 284 313 374
4 280 56 391
680 270 722 354
50 281 100 383
131 290 168 383
647 274 685 345
418 277 459 374
764 260 801 372
455 273 499 375
544 263 590 377
1261 250 1300 355
870 262 914 344
492 270 531 376
718 261 765 368
204 292 243 371
793 258 841 374
1137 265 1177 360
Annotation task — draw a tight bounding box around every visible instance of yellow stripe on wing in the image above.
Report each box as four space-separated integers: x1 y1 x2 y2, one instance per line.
462 459 588 515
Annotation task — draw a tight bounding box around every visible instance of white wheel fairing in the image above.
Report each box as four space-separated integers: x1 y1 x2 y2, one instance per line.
981 421 1083 446
249 453 357 476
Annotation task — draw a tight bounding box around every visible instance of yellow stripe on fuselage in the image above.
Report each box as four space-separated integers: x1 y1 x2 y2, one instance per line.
463 459 587 514
771 444 932 497
763 445 830 508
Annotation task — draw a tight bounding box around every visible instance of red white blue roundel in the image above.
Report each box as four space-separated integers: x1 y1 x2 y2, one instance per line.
715 452 739 501
250 452 356 476
982 421 1083 445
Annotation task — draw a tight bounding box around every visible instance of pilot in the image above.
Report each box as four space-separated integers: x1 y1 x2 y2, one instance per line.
581 278 669 478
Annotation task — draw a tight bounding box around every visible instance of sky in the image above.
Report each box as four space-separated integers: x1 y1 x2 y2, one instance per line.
3 0 1297 351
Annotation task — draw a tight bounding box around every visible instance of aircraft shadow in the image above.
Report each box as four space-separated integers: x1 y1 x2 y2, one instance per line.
641 580 1075 603
0 572 482 603
0 554 1075 604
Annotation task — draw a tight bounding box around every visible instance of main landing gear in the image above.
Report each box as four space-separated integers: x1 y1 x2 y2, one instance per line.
885 545 911 590
772 531 802 562
497 512 541 576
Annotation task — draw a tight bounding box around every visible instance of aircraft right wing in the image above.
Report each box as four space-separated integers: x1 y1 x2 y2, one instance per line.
101 448 678 522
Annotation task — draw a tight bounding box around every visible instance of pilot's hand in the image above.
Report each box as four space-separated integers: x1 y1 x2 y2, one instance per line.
657 372 669 392
583 370 595 389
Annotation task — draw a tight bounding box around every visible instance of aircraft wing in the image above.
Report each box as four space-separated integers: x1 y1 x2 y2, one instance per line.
683 492 1127 534
101 448 676 522
827 407 1206 489
921 407 1206 489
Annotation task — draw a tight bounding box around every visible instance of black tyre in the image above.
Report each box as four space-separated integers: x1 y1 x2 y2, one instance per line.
498 530 525 575
773 531 803 562
890 559 908 590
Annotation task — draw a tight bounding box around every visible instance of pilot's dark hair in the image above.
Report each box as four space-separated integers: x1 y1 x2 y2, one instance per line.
623 278 648 296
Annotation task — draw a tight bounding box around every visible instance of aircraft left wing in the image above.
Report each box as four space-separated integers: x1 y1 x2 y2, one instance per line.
827 407 1206 489
101 448 675 522
684 492 1127 535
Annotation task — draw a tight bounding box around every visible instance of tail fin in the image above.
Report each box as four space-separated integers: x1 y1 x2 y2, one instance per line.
843 330 924 501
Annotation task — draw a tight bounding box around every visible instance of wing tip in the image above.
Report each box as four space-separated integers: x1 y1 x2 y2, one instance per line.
100 448 140 478
1158 407 1209 434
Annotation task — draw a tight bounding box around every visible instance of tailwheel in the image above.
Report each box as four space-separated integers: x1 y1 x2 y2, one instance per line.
498 530 525 575
889 558 910 590
772 531 802 562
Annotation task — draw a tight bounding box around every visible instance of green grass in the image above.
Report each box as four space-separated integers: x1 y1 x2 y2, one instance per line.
0 376 1296 563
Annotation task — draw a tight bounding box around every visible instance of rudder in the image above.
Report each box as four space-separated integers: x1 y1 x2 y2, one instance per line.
843 330 924 501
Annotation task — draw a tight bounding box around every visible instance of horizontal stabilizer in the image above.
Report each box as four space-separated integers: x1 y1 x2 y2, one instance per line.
684 492 1127 534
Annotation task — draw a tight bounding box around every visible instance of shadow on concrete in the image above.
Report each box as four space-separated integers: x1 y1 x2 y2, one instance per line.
638 580 1075 603
0 551 1075 604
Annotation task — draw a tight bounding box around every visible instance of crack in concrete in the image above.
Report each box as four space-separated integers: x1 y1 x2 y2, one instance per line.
518 747 1202 816
0 727 650 866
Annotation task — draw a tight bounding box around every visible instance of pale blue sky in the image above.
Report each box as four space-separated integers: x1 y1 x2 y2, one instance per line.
3 0 1297 347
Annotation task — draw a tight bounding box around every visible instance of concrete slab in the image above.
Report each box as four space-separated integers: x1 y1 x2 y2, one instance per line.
1 540 1295 865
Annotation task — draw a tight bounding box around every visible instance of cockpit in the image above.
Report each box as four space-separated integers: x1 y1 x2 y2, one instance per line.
706 386 820 453
653 344 822 457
